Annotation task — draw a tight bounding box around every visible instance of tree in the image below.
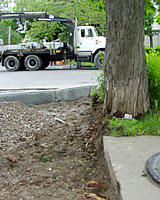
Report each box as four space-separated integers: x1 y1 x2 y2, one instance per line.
0 22 21 44
0 0 21 44
89 0 105 10
145 0 156 47
14 0 106 41
103 0 150 118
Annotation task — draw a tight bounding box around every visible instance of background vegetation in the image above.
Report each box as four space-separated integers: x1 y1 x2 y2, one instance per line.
1 0 160 45
146 50 160 110
0 22 21 44
14 0 106 42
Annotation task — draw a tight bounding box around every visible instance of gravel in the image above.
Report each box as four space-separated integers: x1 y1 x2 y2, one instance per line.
0 98 108 200
0 101 55 150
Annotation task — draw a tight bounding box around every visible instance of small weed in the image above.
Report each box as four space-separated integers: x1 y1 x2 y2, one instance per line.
90 50 105 103
90 69 104 103
40 156 52 163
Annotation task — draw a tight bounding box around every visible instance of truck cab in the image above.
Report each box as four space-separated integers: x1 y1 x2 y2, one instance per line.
75 25 105 68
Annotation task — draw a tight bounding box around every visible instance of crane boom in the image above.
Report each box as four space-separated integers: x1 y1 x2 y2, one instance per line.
0 11 73 24
0 11 75 46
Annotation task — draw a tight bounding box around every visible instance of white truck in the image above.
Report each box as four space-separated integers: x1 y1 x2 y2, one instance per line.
0 12 105 71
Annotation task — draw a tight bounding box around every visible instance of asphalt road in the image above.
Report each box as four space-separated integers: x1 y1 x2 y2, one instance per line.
0 64 101 91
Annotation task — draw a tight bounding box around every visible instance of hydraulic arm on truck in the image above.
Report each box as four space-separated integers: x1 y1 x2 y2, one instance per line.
0 12 75 46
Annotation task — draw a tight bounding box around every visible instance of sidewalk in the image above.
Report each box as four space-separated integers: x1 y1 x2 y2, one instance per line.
103 136 160 200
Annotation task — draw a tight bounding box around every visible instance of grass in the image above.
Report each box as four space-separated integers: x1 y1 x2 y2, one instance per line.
140 111 160 135
106 110 160 137
68 60 95 67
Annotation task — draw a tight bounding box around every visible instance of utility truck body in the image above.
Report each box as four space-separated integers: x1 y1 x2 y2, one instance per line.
0 12 105 71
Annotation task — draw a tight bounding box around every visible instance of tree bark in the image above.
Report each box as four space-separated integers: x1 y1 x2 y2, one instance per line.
150 34 153 47
104 0 150 118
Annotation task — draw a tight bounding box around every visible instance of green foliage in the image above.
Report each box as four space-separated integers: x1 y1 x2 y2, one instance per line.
144 0 157 47
144 12 154 46
90 69 105 102
0 22 21 45
146 52 160 109
40 156 52 163
13 0 106 41
145 46 160 54
89 0 105 11
97 70 105 102
106 111 160 136
25 21 65 42
107 117 143 136
140 111 160 134
91 49 160 110
145 0 156 14
90 51 105 102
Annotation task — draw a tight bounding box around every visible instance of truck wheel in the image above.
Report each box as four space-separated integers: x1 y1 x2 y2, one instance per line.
94 51 105 69
4 56 20 71
24 55 42 71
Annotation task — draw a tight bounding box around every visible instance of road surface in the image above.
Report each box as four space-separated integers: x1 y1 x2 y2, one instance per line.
0 64 101 90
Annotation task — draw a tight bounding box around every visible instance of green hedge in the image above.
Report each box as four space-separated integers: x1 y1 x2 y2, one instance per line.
146 52 160 109
145 46 160 54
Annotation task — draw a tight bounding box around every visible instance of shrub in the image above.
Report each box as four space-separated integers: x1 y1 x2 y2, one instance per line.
145 46 160 54
146 52 160 109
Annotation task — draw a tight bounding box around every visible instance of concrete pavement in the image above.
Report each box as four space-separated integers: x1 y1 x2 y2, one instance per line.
103 136 160 200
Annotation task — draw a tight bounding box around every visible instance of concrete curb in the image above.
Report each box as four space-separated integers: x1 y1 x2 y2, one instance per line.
0 85 97 105
55 85 95 101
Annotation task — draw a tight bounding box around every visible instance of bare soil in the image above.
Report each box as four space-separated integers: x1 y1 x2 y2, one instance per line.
0 97 110 200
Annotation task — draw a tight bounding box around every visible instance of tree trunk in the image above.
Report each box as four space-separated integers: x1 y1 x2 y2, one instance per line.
104 0 150 118
150 34 153 47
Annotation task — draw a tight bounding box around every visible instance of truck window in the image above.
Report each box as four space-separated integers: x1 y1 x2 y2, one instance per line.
81 29 85 37
94 28 99 36
88 29 94 37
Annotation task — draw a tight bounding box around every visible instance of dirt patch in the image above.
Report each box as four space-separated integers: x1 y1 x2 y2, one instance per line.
0 97 119 200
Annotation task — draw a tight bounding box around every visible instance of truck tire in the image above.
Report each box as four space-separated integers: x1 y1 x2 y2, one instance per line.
24 55 42 71
4 56 20 72
94 51 105 69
